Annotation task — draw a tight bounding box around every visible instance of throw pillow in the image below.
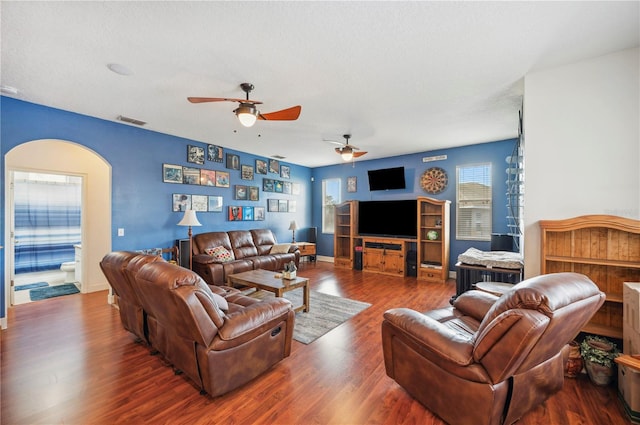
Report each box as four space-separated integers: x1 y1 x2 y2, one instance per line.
205 246 234 262
270 243 291 254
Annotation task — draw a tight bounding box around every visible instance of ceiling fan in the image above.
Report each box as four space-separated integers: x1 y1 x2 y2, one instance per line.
329 134 368 161
188 83 301 127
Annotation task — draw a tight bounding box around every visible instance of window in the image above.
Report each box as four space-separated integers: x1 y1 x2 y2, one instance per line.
456 163 492 240
322 178 341 233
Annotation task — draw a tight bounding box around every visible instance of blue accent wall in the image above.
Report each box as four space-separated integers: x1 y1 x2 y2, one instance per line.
1 96 516 318
310 139 517 271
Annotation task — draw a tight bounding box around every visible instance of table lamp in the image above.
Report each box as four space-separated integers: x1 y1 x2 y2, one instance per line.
177 209 202 269
288 220 298 243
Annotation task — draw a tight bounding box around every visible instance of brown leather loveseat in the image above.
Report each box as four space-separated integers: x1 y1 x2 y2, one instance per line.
100 252 295 397
381 272 605 425
192 228 300 286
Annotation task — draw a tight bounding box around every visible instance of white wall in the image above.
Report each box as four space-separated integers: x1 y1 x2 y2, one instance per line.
5 139 112 294
523 47 640 277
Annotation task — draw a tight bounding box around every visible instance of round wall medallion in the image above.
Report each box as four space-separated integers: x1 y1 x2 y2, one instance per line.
427 230 439 240
421 167 448 194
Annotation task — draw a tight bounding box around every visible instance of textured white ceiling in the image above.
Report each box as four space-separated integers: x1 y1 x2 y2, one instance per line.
2 1 638 167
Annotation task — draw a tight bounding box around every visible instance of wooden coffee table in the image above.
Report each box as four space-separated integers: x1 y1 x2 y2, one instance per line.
227 269 310 312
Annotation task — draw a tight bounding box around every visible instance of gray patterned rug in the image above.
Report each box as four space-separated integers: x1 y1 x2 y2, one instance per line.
247 289 371 344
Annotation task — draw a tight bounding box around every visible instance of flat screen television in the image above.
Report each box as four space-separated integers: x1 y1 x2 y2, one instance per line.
367 166 406 191
358 199 417 239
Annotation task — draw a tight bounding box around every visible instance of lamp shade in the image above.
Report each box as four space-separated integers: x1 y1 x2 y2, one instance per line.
341 150 353 161
288 220 298 231
177 209 202 227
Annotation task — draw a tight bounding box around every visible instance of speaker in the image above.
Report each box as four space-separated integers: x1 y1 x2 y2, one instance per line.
491 234 515 252
354 248 363 270
177 239 191 268
308 227 317 243
406 250 417 277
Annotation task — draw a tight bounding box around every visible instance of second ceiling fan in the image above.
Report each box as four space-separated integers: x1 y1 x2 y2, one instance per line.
331 134 367 161
188 83 301 127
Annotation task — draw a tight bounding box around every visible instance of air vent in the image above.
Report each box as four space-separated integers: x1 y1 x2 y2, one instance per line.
271 155 286 159
116 115 146 126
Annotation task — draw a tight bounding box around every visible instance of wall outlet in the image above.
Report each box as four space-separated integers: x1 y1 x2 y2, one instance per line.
118 228 125 237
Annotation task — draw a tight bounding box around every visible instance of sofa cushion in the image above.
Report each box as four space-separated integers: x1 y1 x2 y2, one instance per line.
228 230 259 259
210 291 229 311
270 243 291 254
206 246 235 263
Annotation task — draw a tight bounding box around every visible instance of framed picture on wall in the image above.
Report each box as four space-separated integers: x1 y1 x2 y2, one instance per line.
283 182 292 194
200 169 216 186
347 176 357 193
243 206 254 221
208 195 223 212
183 167 200 185
226 153 240 170
274 180 283 193
269 159 280 174
215 171 230 188
249 186 259 201
172 194 191 212
288 200 297 212
292 183 301 195
280 165 290 179
207 144 224 162
234 185 247 200
263 178 274 192
241 164 254 180
268 199 279 212
187 145 205 165
278 199 288 212
254 207 265 221
192 195 208 212
163 164 183 183
256 159 268 174
229 206 242 221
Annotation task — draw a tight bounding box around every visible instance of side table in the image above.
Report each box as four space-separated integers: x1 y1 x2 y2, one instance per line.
296 242 316 263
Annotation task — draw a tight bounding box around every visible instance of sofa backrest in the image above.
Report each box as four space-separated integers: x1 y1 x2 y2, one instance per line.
473 272 605 382
228 230 258 259
251 229 278 255
192 231 233 256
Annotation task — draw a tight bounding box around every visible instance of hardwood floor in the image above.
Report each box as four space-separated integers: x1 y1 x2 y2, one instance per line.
1 261 629 424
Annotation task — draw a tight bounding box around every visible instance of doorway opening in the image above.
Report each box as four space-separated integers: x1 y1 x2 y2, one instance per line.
11 171 83 305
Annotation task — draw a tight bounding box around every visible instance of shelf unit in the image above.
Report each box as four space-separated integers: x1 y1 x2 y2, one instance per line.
540 215 640 340
333 201 358 269
417 197 451 282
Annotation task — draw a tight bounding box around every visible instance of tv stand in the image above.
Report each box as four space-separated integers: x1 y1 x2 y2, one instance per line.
362 237 414 277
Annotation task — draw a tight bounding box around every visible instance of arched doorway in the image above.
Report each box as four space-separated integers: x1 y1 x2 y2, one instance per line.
4 140 111 320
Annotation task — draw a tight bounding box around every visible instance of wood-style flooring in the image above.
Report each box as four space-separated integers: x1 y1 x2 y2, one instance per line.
1 261 629 424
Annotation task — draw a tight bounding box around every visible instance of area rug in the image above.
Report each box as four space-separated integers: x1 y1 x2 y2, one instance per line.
15 282 49 291
30 283 80 301
248 289 371 344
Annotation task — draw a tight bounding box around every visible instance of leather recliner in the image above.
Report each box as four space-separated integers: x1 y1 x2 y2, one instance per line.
132 260 295 397
381 272 605 425
99 251 165 343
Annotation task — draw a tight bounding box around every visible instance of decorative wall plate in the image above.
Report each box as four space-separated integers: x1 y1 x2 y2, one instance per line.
421 167 448 194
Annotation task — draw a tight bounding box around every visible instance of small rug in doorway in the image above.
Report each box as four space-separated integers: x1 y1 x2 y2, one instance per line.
15 282 49 291
247 289 371 344
30 284 80 301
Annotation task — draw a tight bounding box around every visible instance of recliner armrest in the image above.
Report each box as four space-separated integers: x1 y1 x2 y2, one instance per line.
193 254 217 264
218 298 293 342
383 308 475 366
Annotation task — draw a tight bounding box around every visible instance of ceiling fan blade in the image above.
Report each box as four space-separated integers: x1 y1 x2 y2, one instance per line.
353 151 367 158
258 105 302 121
188 97 262 105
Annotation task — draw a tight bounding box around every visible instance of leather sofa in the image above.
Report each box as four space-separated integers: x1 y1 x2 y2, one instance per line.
192 228 300 286
381 272 605 425
133 260 294 397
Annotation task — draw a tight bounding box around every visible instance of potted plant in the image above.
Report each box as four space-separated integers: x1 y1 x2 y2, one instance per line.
580 335 620 386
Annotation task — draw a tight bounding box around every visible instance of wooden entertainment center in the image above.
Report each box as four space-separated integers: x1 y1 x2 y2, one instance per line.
334 197 451 282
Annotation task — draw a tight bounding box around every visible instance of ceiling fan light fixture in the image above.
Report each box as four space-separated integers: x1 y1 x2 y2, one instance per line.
341 148 353 161
235 104 258 127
